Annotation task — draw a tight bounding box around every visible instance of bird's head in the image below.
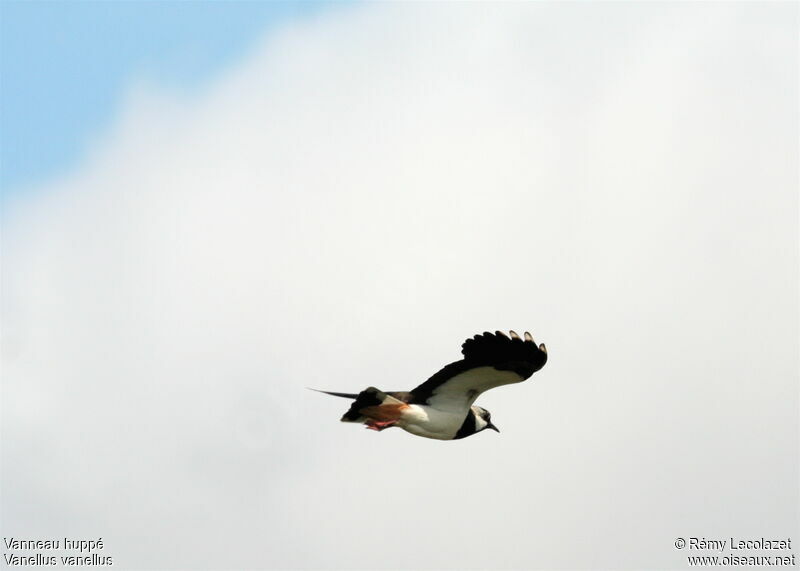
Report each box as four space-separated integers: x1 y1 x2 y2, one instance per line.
473 406 500 433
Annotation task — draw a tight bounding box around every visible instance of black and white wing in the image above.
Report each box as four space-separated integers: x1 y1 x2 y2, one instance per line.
408 330 548 413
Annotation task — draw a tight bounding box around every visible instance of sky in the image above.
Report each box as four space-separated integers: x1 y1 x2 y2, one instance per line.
0 0 330 195
1 2 798 570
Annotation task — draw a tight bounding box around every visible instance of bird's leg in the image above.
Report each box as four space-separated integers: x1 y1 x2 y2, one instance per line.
365 419 398 431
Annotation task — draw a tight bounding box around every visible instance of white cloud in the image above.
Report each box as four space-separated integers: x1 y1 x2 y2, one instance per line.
2 3 797 569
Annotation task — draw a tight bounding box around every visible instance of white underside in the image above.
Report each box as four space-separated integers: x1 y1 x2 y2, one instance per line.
396 404 469 440
390 366 524 439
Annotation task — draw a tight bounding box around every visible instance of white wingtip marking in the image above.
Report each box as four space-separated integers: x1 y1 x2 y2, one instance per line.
509 330 520 340
539 343 547 354
524 332 533 342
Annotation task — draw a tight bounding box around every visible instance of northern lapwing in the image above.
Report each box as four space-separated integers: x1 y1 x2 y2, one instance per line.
312 330 548 440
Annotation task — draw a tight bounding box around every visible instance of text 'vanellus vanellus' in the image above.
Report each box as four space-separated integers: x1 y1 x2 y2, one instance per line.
312 330 547 441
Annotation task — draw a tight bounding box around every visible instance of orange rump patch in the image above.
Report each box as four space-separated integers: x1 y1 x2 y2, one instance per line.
360 403 409 421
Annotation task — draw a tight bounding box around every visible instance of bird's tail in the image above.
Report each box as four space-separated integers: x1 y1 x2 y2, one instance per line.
308 388 359 399
339 387 408 423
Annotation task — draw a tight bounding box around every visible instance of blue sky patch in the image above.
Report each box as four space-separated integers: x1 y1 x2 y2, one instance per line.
0 1 333 196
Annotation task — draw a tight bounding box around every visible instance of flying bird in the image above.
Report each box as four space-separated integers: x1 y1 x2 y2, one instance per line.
312 330 547 440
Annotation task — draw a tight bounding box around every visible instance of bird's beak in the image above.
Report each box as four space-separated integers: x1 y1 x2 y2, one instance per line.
487 422 500 433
